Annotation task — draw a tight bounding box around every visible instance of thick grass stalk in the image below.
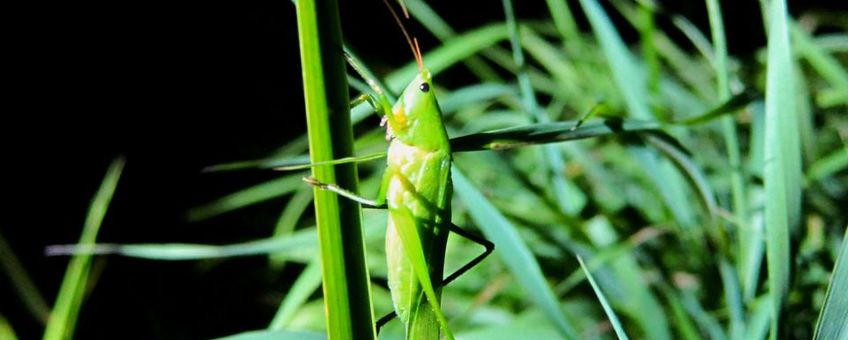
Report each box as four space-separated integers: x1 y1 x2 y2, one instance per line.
295 1 376 339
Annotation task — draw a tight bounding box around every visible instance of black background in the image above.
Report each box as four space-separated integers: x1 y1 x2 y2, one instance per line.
2 0 843 339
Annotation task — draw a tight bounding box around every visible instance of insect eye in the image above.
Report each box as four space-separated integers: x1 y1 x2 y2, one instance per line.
418 83 430 92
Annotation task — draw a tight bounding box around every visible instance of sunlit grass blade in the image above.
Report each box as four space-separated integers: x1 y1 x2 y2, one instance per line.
791 24 848 107
384 24 509 91
582 216 671 340
807 147 848 182
269 258 323 330
187 174 305 222
556 227 665 295
744 295 773 340
0 231 50 323
299 1 375 337
813 227 848 340
452 167 578 339
719 260 744 340
576 255 629 340
657 285 701 340
215 330 326 340
762 0 802 337
503 0 584 216
351 23 508 123
645 134 718 219
679 288 727 340
579 0 699 232
403 0 502 82
577 0 650 120
46 227 317 261
270 187 313 268
43 157 124 340
0 314 17 340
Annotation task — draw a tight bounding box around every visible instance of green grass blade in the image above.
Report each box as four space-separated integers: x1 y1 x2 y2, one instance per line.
0 231 50 323
807 147 848 182
719 261 744 340
269 258 323 330
45 226 317 261
791 24 848 107
657 285 701 340
744 295 773 340
296 1 375 338
43 157 124 340
675 90 759 125
452 167 578 339
577 255 629 340
270 187 313 267
216 330 326 340
450 119 662 152
762 0 802 337
813 227 848 340
544 0 581 45
579 0 698 232
384 24 509 91
0 314 18 340
403 0 502 82
503 0 584 216
577 0 651 120
680 289 727 340
351 24 509 123
187 174 305 222
645 134 718 219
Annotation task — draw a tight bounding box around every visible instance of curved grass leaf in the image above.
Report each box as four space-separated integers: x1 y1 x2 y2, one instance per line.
43 157 124 340
452 167 578 339
813 228 848 340
644 135 718 219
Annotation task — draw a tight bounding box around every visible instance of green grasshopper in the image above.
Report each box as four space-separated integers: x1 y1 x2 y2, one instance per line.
299 3 494 339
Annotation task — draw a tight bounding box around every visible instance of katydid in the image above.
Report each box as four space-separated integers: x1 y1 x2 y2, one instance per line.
298 3 494 339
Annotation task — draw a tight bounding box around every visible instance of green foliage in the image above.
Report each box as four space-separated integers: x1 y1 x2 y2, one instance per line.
11 0 847 339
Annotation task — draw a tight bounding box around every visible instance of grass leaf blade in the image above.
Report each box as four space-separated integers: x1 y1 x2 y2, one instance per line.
452 167 578 339
43 157 125 340
813 227 848 340
762 0 802 337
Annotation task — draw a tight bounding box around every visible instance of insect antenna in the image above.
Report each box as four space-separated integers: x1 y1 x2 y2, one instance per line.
381 0 424 73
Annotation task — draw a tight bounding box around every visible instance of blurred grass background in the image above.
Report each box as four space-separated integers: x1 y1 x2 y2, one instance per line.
2 0 847 339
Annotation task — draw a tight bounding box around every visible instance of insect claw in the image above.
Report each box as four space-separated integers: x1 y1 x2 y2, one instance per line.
303 176 325 188
380 115 388 127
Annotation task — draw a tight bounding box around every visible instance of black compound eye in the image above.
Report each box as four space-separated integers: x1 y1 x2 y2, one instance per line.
418 82 430 92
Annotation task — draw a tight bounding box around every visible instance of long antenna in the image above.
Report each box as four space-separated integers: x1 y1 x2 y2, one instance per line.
382 0 424 73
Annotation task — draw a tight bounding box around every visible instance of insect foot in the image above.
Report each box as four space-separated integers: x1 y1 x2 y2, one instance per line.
303 176 326 188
